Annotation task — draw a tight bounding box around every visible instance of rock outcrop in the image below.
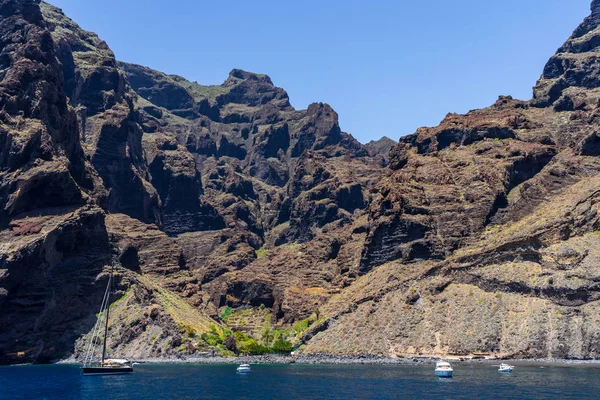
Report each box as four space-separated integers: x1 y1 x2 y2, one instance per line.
116 58 385 327
3 0 600 364
303 1 600 358
0 0 210 364
42 2 161 225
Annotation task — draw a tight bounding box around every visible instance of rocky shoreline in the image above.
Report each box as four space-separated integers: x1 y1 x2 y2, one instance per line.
56 354 600 368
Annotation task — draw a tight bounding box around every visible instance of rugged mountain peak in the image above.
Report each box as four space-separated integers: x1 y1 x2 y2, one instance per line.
226 68 274 86
364 136 397 157
218 69 290 109
593 0 600 15
122 62 292 117
40 2 123 115
0 0 43 23
363 136 397 165
533 0 600 107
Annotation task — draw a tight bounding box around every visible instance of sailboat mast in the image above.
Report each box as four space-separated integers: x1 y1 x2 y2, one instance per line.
101 265 113 365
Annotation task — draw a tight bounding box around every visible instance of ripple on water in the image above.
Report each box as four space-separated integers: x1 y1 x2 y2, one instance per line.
0 363 598 399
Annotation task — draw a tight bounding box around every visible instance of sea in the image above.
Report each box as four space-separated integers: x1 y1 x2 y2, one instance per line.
0 362 598 399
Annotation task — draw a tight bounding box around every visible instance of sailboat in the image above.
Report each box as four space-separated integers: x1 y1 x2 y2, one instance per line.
81 265 133 376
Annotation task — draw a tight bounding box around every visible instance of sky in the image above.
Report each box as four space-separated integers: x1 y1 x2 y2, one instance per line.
48 0 591 143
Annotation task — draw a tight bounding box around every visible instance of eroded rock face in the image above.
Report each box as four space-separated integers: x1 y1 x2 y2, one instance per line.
0 0 114 363
533 0 600 108
41 2 161 226
0 206 111 364
4 0 600 364
0 0 383 363
361 102 557 273
118 59 384 328
0 0 94 227
0 0 205 364
303 1 600 358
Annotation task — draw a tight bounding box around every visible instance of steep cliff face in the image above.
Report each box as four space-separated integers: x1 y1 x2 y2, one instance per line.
0 0 92 226
41 2 161 225
0 0 386 363
0 0 213 364
0 0 106 363
3 0 600 364
303 1 600 358
534 0 600 109
118 60 385 324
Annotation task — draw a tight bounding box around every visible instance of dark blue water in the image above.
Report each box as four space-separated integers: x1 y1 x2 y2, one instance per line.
0 363 598 399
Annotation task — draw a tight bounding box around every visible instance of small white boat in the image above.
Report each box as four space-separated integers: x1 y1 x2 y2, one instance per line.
237 364 251 373
498 363 514 372
434 361 453 377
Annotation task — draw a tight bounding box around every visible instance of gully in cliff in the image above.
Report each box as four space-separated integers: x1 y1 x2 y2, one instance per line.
81 266 133 376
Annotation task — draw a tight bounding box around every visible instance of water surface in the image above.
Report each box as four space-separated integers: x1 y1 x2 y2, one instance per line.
0 363 597 399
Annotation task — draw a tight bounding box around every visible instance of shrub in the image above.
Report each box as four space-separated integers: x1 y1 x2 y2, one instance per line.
200 332 220 346
219 328 232 342
216 344 235 357
199 325 231 347
255 247 268 259
293 318 311 336
234 331 251 342
238 338 270 355
271 339 293 353
220 306 232 322
182 324 195 338
271 328 293 341
261 321 273 345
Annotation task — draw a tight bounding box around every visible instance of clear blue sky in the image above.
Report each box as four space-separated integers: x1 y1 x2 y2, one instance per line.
48 0 590 143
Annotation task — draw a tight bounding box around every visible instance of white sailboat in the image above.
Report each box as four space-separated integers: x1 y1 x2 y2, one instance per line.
81 265 133 376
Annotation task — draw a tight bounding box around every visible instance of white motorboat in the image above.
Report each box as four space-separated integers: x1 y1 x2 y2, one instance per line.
434 361 453 377
498 363 514 372
237 364 251 373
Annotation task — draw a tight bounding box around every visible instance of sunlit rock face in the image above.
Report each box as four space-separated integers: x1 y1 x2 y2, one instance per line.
5 0 600 364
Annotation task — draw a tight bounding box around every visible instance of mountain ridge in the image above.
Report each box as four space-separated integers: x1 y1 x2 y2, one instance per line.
2 0 600 364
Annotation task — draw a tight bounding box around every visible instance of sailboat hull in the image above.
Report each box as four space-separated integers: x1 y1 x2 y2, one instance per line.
82 367 133 375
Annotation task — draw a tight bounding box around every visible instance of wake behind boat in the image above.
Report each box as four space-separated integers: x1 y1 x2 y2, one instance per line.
81 265 133 376
434 361 453 377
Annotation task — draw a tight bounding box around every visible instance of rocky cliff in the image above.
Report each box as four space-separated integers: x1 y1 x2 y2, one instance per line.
304 0 600 358
2 0 600 364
